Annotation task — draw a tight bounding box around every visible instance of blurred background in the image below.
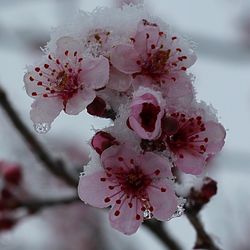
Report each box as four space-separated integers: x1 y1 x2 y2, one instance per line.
0 0 250 249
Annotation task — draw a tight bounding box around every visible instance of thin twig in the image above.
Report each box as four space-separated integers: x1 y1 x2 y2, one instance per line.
0 87 78 187
20 195 79 213
185 210 221 250
144 220 182 250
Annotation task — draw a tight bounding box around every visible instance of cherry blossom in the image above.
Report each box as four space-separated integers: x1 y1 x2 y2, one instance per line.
24 36 109 127
141 111 226 175
127 87 164 140
163 112 225 175
78 145 178 235
110 19 196 87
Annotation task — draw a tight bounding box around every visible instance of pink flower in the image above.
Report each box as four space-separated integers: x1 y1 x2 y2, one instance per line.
24 36 109 126
127 88 164 140
110 19 196 86
78 145 178 235
162 112 226 175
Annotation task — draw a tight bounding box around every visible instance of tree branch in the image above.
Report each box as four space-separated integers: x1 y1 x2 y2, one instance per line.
185 209 221 250
20 195 79 213
144 220 182 250
0 87 78 187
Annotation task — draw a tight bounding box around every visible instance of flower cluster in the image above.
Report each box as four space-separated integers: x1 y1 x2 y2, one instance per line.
24 6 226 234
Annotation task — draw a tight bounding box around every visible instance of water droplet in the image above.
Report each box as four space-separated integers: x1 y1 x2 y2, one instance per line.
34 123 51 134
171 203 185 219
143 209 153 220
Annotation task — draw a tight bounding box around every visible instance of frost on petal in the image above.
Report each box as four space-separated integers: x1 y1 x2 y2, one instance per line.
64 88 95 115
107 67 132 92
30 97 63 124
80 56 109 89
78 170 114 208
147 180 178 221
109 199 143 235
199 121 226 155
110 45 141 74
175 150 206 175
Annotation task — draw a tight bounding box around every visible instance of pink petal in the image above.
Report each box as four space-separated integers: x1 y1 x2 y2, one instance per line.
78 170 114 208
24 72 45 97
56 36 83 61
134 22 160 57
164 77 194 106
131 75 153 90
200 121 226 155
175 150 206 175
80 56 109 89
107 67 132 91
147 180 177 221
110 44 141 74
64 88 96 115
101 145 135 171
138 152 173 178
109 198 143 235
30 97 63 124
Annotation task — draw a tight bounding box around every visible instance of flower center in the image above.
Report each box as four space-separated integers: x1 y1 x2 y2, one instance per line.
140 103 161 132
142 49 170 76
55 71 80 101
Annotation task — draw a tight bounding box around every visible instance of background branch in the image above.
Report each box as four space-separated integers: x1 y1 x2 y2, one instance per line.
144 220 182 250
0 86 78 187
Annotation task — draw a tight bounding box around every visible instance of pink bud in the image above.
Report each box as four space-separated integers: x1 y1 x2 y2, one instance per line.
91 131 118 155
87 96 107 117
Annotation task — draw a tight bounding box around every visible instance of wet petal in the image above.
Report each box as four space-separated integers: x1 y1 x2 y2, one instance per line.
30 97 63 124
